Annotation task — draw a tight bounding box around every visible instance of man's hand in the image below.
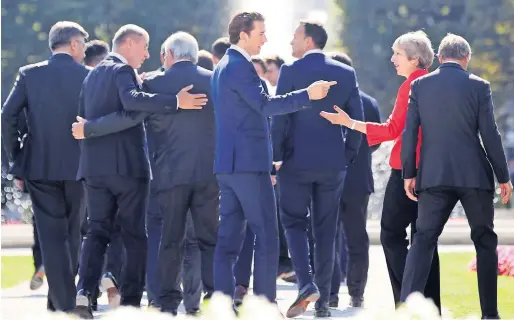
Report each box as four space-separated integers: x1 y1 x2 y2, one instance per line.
320 105 352 127
140 72 148 80
177 85 208 110
404 178 418 201
307 80 337 100
271 175 277 186
499 181 513 204
72 116 87 140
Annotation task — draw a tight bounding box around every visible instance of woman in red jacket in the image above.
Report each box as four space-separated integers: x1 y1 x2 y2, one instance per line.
321 30 441 312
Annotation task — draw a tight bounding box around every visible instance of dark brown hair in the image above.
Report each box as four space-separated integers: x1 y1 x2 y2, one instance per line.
228 12 265 44
300 21 328 50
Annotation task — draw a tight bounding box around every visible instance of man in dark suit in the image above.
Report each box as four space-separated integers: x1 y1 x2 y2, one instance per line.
142 31 219 316
1 21 90 313
271 22 364 317
211 37 230 66
401 33 512 319
71 24 207 318
212 12 336 308
328 52 381 308
84 40 110 67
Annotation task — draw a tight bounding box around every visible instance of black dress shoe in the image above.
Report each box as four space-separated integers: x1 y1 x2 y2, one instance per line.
350 296 364 308
286 282 320 318
186 308 201 316
161 307 178 316
329 294 338 308
75 290 94 319
314 306 331 318
234 285 248 307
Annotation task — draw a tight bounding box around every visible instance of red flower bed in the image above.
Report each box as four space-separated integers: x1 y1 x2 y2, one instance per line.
468 246 514 277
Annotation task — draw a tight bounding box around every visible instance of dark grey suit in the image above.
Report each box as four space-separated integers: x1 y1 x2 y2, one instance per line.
143 61 218 313
1 53 89 312
400 62 510 318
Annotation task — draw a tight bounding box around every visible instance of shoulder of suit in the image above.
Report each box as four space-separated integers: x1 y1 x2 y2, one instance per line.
468 73 490 86
18 60 49 74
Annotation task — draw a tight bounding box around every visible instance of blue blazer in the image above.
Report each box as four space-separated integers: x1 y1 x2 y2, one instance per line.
271 52 364 171
211 48 312 173
343 91 381 196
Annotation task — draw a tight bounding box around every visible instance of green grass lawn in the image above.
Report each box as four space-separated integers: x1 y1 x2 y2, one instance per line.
1 256 34 289
440 252 514 319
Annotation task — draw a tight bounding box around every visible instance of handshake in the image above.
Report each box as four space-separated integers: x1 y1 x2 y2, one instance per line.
306 80 337 100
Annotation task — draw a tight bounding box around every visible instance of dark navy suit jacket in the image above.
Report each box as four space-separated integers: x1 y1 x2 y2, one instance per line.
402 62 510 190
211 48 312 174
142 61 216 190
77 55 177 180
271 52 364 171
2 54 90 180
343 91 381 197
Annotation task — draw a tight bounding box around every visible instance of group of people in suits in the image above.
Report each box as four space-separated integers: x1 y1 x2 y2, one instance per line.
1 9 512 320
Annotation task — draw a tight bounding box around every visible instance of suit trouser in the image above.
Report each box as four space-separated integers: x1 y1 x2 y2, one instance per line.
331 192 369 300
32 215 43 272
380 169 441 312
146 195 203 310
145 191 162 303
81 207 124 285
77 175 149 306
214 173 278 303
279 168 345 306
234 183 290 287
157 182 219 311
401 187 498 318
25 180 83 312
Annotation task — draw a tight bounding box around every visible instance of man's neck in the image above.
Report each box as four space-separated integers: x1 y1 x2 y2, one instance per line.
52 49 72 56
111 50 129 64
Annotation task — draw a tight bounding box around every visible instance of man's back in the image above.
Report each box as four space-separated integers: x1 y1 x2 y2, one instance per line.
3 54 89 180
78 56 149 179
273 53 363 171
144 61 215 189
344 91 380 196
409 62 509 190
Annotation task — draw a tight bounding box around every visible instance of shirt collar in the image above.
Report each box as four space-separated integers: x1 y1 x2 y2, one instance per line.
230 45 251 62
302 49 323 58
109 52 128 64
52 51 72 57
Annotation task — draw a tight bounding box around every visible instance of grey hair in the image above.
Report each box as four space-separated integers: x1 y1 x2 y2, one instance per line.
112 24 149 48
165 32 199 64
160 42 166 55
437 33 472 61
48 21 89 50
393 30 434 69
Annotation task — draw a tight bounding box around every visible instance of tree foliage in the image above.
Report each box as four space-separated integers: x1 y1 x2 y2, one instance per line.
1 0 231 102
335 0 514 117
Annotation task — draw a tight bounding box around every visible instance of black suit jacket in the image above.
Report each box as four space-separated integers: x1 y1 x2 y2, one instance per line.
77 55 177 179
401 62 510 190
2 54 90 180
343 91 381 197
143 61 216 190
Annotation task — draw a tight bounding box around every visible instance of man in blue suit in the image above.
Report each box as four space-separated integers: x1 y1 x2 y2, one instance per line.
211 12 336 309
271 22 364 317
328 52 381 309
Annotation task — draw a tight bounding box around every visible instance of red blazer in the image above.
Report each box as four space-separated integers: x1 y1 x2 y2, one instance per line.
366 69 427 170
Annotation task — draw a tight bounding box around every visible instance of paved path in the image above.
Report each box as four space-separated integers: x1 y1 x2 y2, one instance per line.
0 247 394 319
0 246 466 319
